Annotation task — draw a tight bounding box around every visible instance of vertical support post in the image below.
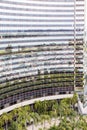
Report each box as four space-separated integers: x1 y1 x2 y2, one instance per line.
74 0 76 91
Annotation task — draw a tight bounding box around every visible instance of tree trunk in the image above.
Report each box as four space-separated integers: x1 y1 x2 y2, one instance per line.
5 122 8 130
32 122 34 130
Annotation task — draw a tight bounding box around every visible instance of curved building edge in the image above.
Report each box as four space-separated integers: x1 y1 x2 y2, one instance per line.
0 94 73 115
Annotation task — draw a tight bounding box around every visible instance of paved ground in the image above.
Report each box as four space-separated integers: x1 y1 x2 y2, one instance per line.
27 118 60 130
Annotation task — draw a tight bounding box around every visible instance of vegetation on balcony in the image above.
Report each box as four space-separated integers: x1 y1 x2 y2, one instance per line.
0 72 75 100
0 70 83 101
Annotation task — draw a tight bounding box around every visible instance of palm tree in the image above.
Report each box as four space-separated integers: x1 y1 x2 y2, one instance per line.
30 112 40 130
1 113 9 130
40 114 50 129
17 107 27 129
34 101 43 114
10 108 19 122
12 106 31 130
58 101 65 119
0 128 4 130
59 99 71 118
58 117 72 130
42 100 48 114
77 115 87 130
8 121 18 130
51 102 59 124
8 112 13 122
48 125 58 130
71 93 78 109
34 100 49 115
23 105 32 126
0 118 4 129
17 123 26 130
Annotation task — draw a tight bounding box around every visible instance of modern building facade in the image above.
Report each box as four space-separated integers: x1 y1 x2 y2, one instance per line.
0 0 84 110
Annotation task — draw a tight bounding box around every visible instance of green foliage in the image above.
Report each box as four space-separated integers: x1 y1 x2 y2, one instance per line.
0 71 76 100
48 125 58 130
5 44 13 54
71 93 78 105
8 122 18 130
38 128 43 130
0 94 86 130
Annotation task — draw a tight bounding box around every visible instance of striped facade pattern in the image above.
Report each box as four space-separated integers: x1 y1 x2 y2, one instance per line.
0 0 84 109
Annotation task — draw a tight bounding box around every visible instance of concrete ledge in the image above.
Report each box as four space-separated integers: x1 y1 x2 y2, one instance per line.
0 94 73 115
78 99 87 115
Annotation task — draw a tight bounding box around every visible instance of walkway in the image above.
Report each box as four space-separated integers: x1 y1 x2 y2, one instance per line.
27 118 60 130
